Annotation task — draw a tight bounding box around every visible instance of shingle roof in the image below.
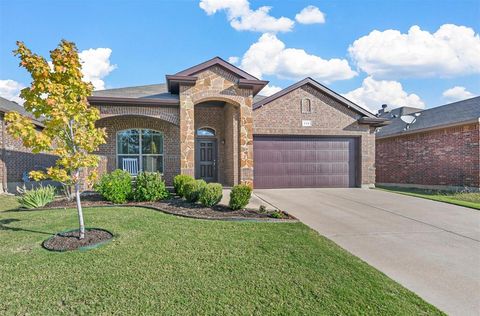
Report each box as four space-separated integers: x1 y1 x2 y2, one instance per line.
376 96 480 138
0 96 44 126
0 96 28 115
91 83 267 103
92 84 177 100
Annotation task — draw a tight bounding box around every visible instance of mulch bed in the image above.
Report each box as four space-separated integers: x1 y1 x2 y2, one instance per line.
47 194 295 221
42 228 113 252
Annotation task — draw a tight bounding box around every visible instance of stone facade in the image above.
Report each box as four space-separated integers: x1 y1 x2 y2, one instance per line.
95 115 180 185
178 65 254 186
376 122 480 189
253 84 377 187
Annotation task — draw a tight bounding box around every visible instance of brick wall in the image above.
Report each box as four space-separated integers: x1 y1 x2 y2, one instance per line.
194 104 226 184
376 122 480 188
0 113 57 192
95 115 180 185
253 84 376 187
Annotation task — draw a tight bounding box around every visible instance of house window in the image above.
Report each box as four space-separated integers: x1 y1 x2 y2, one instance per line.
117 129 164 175
301 98 311 113
197 127 216 137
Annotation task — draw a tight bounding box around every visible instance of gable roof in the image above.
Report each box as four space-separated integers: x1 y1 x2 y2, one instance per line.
376 96 480 138
252 77 376 118
166 56 268 95
175 56 259 80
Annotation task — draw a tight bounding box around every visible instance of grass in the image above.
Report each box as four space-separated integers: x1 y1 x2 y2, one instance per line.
0 196 442 315
377 186 480 210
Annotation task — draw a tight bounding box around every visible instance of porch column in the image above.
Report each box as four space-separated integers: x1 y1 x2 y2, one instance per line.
239 96 254 187
179 87 195 176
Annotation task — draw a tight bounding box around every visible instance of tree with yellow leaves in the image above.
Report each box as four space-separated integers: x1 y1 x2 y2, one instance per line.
6 40 106 239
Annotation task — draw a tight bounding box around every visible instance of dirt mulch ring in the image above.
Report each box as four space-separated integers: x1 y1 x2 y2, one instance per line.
47 194 295 221
42 228 113 252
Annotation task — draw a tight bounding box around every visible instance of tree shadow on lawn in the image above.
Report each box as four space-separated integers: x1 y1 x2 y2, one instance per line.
0 218 54 235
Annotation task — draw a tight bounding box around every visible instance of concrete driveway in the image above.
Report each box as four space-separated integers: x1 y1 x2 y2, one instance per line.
254 188 480 316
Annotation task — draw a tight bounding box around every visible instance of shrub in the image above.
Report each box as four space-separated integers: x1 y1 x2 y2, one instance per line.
270 211 283 219
198 183 223 207
132 172 170 202
184 179 207 202
173 174 194 197
228 184 252 210
95 169 132 204
17 184 56 209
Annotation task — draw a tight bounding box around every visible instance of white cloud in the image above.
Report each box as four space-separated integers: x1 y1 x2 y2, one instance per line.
0 79 25 104
79 48 116 90
442 86 475 102
295 6 325 24
349 24 480 78
260 84 282 96
343 76 425 113
228 56 239 64
239 33 357 82
199 0 294 33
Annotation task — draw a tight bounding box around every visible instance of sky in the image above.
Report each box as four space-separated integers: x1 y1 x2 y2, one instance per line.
0 0 479 113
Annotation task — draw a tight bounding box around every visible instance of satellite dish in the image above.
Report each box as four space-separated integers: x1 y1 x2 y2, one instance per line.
400 115 416 124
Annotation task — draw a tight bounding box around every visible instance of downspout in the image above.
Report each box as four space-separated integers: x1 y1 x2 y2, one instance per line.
1 113 7 193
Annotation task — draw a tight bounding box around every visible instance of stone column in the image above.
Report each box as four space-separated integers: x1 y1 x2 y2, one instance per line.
179 86 195 176
239 96 254 187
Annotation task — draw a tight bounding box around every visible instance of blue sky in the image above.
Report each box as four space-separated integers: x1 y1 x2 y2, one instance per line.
0 0 479 112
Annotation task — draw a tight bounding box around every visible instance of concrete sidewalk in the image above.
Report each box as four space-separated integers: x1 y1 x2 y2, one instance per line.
255 188 480 316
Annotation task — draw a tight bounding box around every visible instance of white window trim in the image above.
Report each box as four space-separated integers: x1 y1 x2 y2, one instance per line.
116 129 165 174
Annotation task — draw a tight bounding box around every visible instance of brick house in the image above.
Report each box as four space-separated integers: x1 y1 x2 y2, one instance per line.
376 97 480 191
1 57 388 192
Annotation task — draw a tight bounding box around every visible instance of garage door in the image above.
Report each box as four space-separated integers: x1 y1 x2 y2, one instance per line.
253 136 357 189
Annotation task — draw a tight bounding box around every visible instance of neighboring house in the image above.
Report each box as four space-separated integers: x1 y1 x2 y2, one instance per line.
376 97 480 191
1 57 388 191
89 57 387 189
0 97 57 192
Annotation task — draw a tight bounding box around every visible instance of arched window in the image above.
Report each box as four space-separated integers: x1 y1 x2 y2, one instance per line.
117 129 164 175
197 127 216 137
301 98 311 114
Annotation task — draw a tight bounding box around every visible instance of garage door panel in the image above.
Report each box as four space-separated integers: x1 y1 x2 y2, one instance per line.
254 136 357 188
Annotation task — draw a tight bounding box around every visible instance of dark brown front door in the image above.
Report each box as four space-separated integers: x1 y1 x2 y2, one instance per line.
253 136 357 189
196 139 217 182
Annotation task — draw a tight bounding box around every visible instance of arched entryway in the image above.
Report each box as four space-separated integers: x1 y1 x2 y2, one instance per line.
194 100 240 186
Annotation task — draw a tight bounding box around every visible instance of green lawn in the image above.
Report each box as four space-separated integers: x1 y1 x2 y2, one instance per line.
0 196 442 315
377 186 480 210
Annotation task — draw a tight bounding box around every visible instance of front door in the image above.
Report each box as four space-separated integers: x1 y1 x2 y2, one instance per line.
195 139 217 182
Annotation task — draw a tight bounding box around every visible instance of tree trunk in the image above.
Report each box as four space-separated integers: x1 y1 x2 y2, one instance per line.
75 179 85 240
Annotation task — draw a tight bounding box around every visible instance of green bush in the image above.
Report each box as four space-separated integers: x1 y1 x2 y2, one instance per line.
184 179 207 202
229 184 252 210
132 172 170 202
198 183 223 207
95 169 132 204
17 184 56 209
173 174 195 197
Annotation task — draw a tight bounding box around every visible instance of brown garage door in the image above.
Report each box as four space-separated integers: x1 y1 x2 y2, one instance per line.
253 136 357 189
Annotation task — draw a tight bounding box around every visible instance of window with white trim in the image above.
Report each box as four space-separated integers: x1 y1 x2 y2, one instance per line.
301 98 312 113
117 129 164 174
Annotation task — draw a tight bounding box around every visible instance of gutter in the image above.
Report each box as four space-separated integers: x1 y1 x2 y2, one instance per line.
88 96 179 106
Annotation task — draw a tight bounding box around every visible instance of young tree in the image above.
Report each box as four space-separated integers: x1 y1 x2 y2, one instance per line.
5 40 106 239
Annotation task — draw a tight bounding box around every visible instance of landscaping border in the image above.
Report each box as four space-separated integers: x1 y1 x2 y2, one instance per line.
34 204 298 223
41 227 114 252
